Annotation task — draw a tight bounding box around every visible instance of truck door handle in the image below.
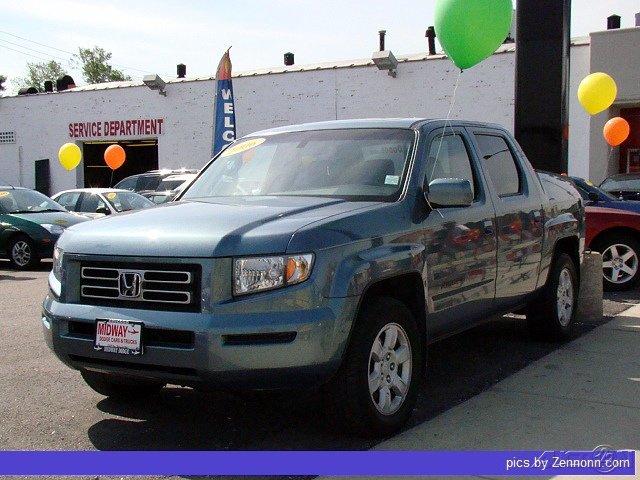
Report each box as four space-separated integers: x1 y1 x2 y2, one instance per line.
483 220 494 236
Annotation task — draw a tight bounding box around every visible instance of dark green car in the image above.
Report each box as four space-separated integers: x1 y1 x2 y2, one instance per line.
0 187 88 269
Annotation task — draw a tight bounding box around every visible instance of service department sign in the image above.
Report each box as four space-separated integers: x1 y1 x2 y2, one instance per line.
68 118 165 138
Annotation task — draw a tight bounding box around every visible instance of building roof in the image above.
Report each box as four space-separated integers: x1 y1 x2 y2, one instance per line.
1 37 591 98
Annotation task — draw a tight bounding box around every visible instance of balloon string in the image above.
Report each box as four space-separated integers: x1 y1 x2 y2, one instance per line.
431 69 462 180
426 69 462 218
110 170 114 187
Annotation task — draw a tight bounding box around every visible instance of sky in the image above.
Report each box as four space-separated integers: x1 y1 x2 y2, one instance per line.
1 0 638 93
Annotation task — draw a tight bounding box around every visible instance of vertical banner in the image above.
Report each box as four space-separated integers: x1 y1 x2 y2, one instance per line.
212 48 236 156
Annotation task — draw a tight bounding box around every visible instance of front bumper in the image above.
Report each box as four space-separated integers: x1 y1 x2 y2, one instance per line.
42 292 359 390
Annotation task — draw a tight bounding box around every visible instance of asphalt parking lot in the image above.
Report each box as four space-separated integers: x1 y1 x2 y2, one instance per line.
0 260 637 456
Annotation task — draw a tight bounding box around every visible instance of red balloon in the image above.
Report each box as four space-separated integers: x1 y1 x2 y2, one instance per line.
603 117 630 147
104 144 126 170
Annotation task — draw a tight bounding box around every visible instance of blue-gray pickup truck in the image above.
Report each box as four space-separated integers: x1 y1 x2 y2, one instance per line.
43 119 584 435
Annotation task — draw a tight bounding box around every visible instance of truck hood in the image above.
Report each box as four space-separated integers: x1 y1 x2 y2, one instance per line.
58 196 378 257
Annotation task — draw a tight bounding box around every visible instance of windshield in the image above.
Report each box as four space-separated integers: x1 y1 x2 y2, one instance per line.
0 189 64 214
600 177 640 192
182 129 415 202
103 191 155 212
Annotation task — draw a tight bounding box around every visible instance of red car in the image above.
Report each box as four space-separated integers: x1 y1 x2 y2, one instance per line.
585 205 640 291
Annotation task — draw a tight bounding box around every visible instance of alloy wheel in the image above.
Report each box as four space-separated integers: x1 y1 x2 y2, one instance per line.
602 243 638 284
368 322 412 416
11 240 31 267
556 267 574 327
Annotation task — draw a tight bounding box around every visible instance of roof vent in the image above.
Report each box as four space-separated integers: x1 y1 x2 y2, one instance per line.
284 52 294 66
177 63 186 78
56 75 76 91
17 87 39 95
607 14 621 29
425 26 436 55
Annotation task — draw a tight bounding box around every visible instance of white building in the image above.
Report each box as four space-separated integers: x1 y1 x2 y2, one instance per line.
0 26 639 195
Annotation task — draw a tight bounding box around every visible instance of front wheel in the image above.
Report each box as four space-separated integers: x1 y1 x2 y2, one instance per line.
8 235 40 270
527 252 578 341
325 297 422 437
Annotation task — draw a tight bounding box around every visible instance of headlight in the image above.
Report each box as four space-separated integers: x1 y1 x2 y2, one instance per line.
233 254 314 296
42 224 65 235
52 246 64 281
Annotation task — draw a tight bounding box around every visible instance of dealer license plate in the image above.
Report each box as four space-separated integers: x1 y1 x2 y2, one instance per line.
94 319 143 356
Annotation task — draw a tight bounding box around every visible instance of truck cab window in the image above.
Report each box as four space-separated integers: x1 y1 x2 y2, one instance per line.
475 134 521 197
427 134 476 199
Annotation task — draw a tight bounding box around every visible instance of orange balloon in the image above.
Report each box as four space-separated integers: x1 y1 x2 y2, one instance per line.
104 144 126 170
603 117 630 147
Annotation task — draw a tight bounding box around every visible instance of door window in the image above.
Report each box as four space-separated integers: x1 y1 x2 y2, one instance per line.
427 134 477 199
78 193 108 213
56 192 81 211
475 134 521 197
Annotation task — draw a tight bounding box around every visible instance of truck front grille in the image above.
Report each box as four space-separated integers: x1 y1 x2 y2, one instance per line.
79 262 201 312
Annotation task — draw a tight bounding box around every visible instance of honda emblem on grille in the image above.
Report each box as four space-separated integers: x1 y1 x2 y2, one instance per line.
119 272 142 298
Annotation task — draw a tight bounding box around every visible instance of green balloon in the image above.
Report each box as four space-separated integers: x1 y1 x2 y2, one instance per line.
435 0 513 70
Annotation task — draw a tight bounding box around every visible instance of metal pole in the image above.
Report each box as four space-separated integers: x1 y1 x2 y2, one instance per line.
514 0 571 173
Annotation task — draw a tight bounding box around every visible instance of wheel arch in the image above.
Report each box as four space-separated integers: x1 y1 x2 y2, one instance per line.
589 226 640 252
347 272 427 373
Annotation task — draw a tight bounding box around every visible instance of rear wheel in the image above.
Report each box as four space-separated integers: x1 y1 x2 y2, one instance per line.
594 234 640 291
325 297 422 437
527 252 578 341
8 235 40 270
81 371 165 399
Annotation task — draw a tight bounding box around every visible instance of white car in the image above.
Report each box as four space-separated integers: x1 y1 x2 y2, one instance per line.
52 188 155 219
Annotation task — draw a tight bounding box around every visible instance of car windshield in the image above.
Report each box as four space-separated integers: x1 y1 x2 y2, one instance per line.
182 129 415 202
0 189 65 214
103 191 155 212
600 177 640 192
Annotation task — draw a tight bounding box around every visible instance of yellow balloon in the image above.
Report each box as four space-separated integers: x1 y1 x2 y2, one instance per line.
577 72 617 115
58 143 82 171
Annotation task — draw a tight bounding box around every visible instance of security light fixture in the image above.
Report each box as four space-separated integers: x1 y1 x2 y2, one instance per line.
372 50 398 78
372 29 397 77
143 74 167 96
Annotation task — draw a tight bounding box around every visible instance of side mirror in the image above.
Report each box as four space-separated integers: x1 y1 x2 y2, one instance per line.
587 191 600 202
425 178 473 208
95 206 110 215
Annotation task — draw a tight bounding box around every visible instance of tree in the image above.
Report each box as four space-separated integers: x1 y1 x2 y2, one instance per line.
15 61 67 89
76 46 130 84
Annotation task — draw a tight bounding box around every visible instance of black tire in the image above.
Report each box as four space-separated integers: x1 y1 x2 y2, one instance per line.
7 235 40 270
81 370 165 399
325 297 422 437
527 252 579 341
592 233 640 292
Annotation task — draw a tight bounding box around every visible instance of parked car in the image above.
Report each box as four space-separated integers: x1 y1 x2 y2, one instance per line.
584 204 640 291
570 176 640 213
43 119 583 435
114 169 198 195
0 187 88 269
143 173 197 204
52 189 155 219
599 173 640 201
566 176 640 290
